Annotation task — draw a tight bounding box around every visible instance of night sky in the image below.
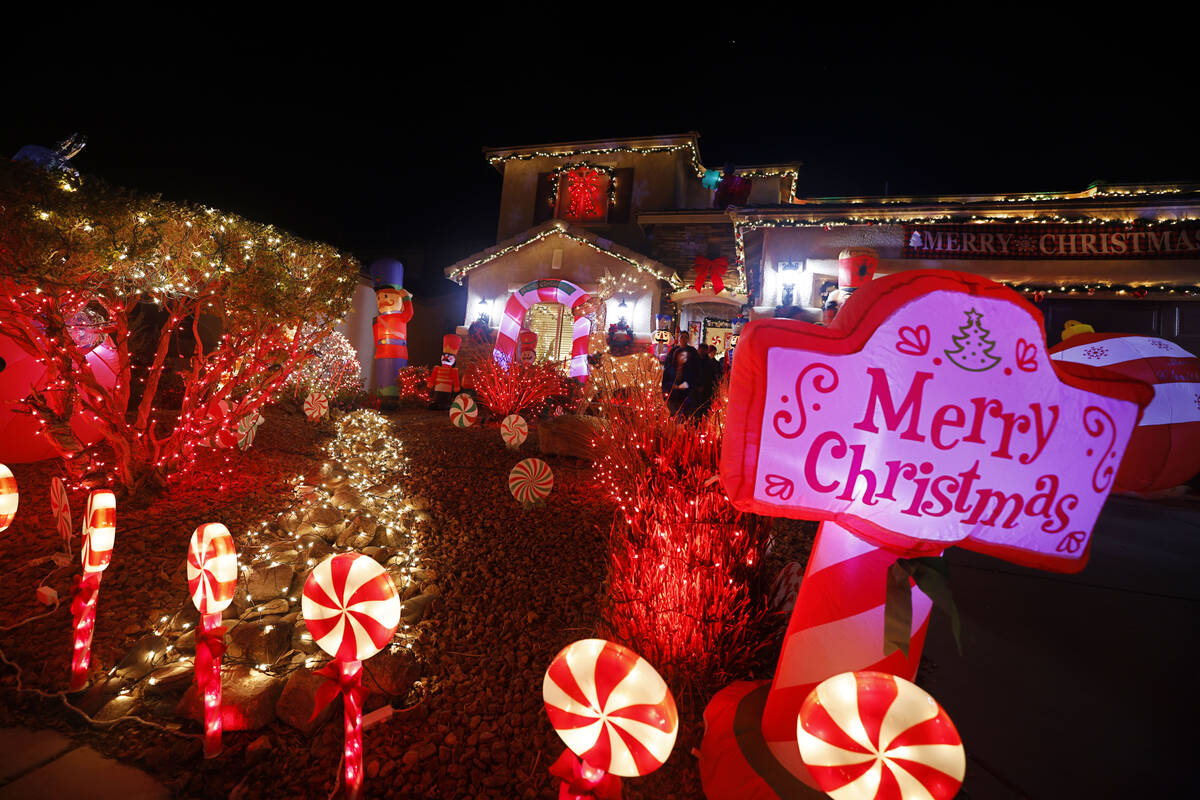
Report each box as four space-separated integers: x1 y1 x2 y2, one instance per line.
5 21 1195 298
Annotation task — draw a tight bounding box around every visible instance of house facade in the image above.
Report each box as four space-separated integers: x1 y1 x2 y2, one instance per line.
446 133 1200 368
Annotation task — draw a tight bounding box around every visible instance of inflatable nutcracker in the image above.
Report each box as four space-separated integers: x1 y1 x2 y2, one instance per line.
822 247 878 324
725 315 748 371
427 334 462 411
652 314 673 362
517 329 538 366
369 259 414 403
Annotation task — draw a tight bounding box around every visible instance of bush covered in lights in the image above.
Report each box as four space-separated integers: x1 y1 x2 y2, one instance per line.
0 160 359 492
285 326 363 404
467 357 567 420
591 365 772 693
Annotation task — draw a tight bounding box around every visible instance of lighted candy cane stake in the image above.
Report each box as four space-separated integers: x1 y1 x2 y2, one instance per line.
302 554 401 800
186 523 238 757
543 639 678 797
69 490 115 691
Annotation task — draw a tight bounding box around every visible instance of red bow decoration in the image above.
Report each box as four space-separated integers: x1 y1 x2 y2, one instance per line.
548 750 622 800
310 660 363 721
693 256 728 294
70 572 100 618
194 623 227 680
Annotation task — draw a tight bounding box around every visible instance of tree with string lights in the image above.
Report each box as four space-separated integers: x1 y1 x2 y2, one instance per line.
0 160 359 494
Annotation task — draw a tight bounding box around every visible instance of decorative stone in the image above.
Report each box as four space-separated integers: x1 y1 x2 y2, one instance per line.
145 662 194 695
241 598 289 621
177 664 284 731
246 563 293 601
363 648 420 700
227 620 292 666
401 590 438 626
276 668 338 735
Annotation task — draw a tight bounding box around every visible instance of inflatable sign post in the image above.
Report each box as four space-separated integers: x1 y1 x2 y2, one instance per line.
703 270 1151 797
69 490 116 691
302 554 401 800
187 523 238 757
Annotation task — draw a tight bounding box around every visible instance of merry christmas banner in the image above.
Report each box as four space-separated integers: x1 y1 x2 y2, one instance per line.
721 270 1152 572
902 222 1200 260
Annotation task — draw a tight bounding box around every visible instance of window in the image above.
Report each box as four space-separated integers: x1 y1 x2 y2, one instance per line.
555 166 610 222
527 302 576 362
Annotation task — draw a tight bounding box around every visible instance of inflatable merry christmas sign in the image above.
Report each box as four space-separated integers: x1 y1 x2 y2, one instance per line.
722 270 1151 571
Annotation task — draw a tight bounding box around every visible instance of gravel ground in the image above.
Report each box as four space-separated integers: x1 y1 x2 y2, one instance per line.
1 403 815 799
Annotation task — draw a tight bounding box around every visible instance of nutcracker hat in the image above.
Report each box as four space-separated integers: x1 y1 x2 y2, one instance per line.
369 257 405 292
442 334 461 355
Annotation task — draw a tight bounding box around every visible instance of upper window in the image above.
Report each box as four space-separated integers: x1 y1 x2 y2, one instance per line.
533 164 634 225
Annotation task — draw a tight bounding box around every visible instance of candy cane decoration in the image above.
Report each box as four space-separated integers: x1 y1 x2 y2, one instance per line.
509 458 553 506
759 522 933 784
70 490 115 692
187 523 238 757
797 671 965 800
302 554 401 800
500 414 528 448
304 391 330 422
449 394 478 428
1 464 18 533
543 638 678 796
50 476 72 555
236 411 265 450
493 278 592 380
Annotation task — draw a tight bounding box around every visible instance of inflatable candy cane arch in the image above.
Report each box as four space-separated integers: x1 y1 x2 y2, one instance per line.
704 269 1151 798
70 490 116 691
303 554 401 800
494 279 592 380
187 523 238 757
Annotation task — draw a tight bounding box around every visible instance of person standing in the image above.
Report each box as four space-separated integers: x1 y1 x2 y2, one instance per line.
682 344 719 419
666 333 697 415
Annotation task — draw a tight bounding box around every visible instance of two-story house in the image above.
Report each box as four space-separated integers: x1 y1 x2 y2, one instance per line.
444 132 797 364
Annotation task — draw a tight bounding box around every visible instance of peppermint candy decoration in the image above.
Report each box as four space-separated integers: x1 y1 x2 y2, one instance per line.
449 394 478 428
509 458 553 505
187 523 238 615
543 638 678 777
500 414 528 448
81 490 116 574
236 412 265 450
304 392 329 422
0 464 16 533
50 477 72 552
797 671 965 800
302 553 401 662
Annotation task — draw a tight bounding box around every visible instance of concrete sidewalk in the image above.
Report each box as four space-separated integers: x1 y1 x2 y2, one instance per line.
920 494 1200 798
0 728 168 799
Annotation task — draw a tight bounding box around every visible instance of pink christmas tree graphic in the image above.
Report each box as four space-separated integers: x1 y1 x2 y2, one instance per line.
944 308 1002 371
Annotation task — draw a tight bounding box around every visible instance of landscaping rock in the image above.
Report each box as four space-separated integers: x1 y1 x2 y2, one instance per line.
276 668 338 735
176 664 284 731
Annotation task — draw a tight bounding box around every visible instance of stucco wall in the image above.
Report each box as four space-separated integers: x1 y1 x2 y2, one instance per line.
334 278 378 391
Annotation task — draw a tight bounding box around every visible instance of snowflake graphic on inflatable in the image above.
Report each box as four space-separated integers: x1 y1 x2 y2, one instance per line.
1011 235 1039 256
1152 339 1171 351
1082 345 1109 360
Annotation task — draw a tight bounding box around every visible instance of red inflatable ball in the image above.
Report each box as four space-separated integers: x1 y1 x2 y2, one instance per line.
1051 331 1200 492
0 331 119 464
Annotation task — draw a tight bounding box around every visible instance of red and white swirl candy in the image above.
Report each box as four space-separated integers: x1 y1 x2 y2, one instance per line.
187 523 238 615
302 553 401 662
543 638 678 777
304 392 329 421
509 458 553 505
1 464 18 533
236 412 265 450
797 670 965 800
50 476 72 549
449 394 478 428
81 490 116 574
500 414 528 448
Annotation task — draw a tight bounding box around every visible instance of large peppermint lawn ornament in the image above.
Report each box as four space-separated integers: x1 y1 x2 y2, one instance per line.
70 489 116 691
509 458 553 507
304 391 329 422
1051 332 1200 492
50 476 71 554
543 638 678 795
303 553 401 800
449 393 478 427
0 464 17 532
706 270 1152 792
797 671 965 800
187 523 238 757
500 414 528 448
236 411 265 450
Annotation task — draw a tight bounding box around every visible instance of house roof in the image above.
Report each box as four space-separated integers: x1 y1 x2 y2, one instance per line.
444 220 682 287
483 133 704 175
